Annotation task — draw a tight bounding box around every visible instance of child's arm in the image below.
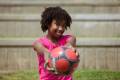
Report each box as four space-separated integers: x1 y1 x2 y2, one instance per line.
33 41 49 55
65 35 79 57
65 35 76 49
33 41 55 71
33 41 51 62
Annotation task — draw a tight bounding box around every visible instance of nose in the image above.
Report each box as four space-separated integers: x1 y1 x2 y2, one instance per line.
58 26 63 31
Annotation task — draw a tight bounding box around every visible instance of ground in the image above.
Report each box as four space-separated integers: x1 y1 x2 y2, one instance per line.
0 69 120 80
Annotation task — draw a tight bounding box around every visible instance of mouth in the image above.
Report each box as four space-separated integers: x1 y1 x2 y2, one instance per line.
56 31 63 36
56 32 63 37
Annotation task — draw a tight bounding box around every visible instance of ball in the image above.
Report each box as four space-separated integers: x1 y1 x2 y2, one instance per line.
48 46 79 75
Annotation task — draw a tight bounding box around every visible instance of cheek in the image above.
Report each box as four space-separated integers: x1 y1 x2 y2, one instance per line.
62 28 65 32
49 26 57 32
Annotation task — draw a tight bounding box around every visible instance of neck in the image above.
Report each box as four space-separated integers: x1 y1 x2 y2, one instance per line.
46 34 59 43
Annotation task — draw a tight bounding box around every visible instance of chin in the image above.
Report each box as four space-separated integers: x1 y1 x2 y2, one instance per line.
55 34 62 39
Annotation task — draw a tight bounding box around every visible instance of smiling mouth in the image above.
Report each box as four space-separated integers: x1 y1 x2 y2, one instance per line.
56 31 63 35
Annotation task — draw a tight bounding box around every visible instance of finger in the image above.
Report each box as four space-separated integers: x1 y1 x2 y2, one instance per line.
76 51 80 57
47 67 54 71
76 52 78 56
67 46 76 52
44 62 48 69
47 66 59 74
54 71 59 74
73 48 76 53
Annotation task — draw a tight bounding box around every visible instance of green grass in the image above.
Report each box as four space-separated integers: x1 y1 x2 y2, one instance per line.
73 69 120 80
0 69 120 80
0 70 38 80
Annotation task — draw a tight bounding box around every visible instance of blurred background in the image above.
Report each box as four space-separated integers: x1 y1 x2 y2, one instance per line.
0 0 120 80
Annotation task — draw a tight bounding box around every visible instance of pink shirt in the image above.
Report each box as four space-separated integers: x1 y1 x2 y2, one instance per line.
33 35 73 80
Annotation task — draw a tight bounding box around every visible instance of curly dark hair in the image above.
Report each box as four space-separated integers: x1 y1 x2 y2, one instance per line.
40 6 72 32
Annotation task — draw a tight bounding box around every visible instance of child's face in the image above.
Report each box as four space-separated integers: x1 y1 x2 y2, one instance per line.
48 19 65 39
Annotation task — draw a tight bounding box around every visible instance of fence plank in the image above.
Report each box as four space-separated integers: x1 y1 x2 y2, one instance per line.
0 22 120 37
106 48 118 71
0 6 120 14
0 48 8 71
0 0 120 6
96 48 107 69
0 13 120 21
77 48 85 68
84 48 96 69
0 38 120 47
118 48 120 70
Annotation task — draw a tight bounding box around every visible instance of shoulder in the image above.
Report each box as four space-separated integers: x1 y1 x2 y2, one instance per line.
63 34 76 47
62 34 76 41
32 36 48 51
32 36 46 46
59 34 76 45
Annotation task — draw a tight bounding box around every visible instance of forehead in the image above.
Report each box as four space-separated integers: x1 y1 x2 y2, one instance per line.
52 19 65 25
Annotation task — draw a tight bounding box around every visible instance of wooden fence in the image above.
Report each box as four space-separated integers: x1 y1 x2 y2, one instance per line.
0 0 120 73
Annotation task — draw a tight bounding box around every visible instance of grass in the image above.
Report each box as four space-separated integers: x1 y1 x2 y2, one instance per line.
0 69 120 80
0 70 38 80
73 69 120 80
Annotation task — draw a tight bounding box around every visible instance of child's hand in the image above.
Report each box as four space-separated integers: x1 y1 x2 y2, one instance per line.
44 62 54 71
66 45 80 58
44 51 59 74
44 61 59 74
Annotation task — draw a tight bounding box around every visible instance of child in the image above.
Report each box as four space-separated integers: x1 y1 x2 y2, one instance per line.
33 6 79 80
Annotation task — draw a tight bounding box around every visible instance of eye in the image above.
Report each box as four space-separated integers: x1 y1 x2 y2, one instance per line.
54 21 66 29
53 22 58 26
56 23 60 26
